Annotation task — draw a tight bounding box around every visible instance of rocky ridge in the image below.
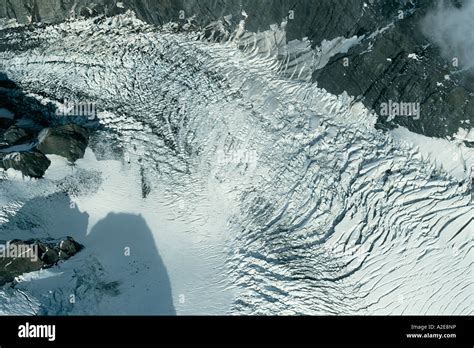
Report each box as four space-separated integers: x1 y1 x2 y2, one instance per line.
0 77 90 178
0 236 83 286
0 0 472 138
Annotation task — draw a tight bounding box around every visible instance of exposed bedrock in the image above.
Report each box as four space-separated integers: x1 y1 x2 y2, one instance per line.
37 124 90 162
0 76 91 177
0 237 84 286
0 0 472 137
0 150 51 178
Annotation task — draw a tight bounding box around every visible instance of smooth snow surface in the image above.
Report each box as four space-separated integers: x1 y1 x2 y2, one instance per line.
391 126 474 180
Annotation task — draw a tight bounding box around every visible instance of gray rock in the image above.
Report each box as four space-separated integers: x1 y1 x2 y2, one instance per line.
0 237 84 286
311 3 473 138
0 151 51 178
3 125 29 144
0 117 15 129
37 124 89 162
0 0 471 138
41 248 59 265
59 237 83 259
0 241 44 285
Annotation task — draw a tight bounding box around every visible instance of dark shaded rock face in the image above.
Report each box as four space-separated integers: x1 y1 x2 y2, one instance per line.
0 75 91 177
0 117 14 129
0 0 472 138
0 123 89 177
0 237 84 286
0 0 397 39
58 238 82 260
3 125 30 144
0 241 43 285
311 1 474 137
37 124 89 162
0 151 51 178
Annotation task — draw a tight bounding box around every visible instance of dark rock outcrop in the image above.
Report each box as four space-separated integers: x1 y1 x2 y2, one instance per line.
0 237 84 286
311 1 473 137
3 125 31 144
0 150 51 178
0 117 14 129
0 0 472 138
58 237 82 260
37 124 89 162
0 241 43 286
0 74 91 178
2 0 471 138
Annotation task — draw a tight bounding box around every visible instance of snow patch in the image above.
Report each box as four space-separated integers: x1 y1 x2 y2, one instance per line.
391 126 474 180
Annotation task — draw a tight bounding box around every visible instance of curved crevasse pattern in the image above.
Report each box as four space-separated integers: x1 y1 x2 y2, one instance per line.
1 12 472 315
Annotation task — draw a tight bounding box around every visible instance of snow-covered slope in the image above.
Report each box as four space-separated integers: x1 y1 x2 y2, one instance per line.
0 12 472 315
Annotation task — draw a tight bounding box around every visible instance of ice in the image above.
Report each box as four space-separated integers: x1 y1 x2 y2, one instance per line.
0 11 472 315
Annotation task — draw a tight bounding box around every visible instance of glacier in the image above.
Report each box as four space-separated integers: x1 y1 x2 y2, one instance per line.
0 11 472 315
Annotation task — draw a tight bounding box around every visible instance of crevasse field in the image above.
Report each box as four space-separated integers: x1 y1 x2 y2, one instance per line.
0 11 472 315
